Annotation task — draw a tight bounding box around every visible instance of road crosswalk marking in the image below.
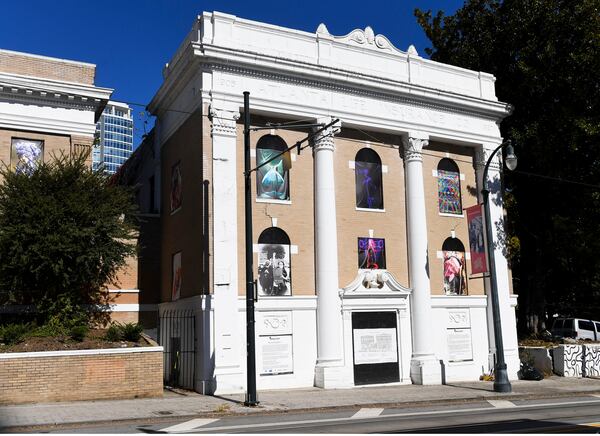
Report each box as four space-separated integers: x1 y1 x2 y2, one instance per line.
160 418 218 433
351 408 384 419
487 400 516 408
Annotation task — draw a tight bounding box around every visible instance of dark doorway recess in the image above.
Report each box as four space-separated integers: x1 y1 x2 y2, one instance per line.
352 311 400 385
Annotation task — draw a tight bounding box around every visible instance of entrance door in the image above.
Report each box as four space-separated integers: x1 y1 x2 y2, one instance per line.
352 311 400 385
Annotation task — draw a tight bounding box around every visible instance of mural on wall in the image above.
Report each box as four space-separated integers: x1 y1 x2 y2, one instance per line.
11 138 43 175
257 244 291 296
172 251 182 301
256 148 289 201
443 250 467 295
355 161 383 209
170 162 182 212
438 169 461 214
466 204 487 274
358 237 386 269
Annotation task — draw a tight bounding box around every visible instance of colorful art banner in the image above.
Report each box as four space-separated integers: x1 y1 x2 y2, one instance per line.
466 204 487 274
355 161 383 209
358 237 386 269
170 162 182 212
256 148 289 201
438 169 461 214
11 138 43 175
443 250 468 295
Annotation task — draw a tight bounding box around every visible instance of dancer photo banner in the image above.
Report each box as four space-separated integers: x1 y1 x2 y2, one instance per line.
466 204 487 274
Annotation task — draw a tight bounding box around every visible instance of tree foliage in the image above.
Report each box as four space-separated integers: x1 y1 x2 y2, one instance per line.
0 151 138 326
415 0 600 333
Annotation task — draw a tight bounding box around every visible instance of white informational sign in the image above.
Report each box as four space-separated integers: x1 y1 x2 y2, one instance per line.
447 328 473 361
353 328 398 365
259 335 293 375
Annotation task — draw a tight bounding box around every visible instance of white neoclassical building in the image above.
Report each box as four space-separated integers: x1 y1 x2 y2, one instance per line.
137 12 520 394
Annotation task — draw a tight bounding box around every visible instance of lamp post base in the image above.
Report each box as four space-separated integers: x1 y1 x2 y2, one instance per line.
493 363 512 393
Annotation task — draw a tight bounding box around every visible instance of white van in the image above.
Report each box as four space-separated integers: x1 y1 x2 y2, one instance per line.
551 318 600 341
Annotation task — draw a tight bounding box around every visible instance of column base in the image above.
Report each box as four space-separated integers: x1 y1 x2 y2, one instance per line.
410 356 442 385
315 362 351 389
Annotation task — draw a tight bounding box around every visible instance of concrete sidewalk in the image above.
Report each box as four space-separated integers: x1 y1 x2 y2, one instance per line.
2 377 600 430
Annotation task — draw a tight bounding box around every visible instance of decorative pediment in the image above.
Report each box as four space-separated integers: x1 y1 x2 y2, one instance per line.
333 26 401 53
341 269 412 298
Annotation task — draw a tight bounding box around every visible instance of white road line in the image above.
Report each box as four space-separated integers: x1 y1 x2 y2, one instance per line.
351 408 384 419
181 398 600 433
160 418 218 433
487 400 516 408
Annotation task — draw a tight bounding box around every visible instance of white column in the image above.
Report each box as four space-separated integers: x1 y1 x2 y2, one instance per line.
209 105 244 394
402 132 441 385
475 144 520 379
313 117 345 388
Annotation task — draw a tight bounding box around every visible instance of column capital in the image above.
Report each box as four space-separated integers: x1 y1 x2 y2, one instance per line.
401 133 429 162
474 144 502 172
209 105 240 137
313 117 341 152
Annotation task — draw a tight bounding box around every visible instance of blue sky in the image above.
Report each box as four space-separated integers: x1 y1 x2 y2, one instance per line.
1 0 464 146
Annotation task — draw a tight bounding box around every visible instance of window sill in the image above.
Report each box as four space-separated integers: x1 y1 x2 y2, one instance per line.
356 207 385 213
439 212 464 218
256 198 292 205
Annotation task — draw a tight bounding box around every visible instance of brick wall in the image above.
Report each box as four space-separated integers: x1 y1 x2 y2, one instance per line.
0 50 95 85
0 348 163 405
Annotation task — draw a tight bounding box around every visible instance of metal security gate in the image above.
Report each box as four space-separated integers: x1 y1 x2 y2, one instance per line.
158 309 196 389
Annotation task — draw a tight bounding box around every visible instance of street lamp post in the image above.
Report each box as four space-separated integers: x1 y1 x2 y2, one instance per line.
481 140 517 393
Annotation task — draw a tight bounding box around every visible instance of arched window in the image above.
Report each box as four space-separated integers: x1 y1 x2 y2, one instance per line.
355 148 383 209
437 158 462 214
442 237 467 295
257 227 291 296
256 135 290 201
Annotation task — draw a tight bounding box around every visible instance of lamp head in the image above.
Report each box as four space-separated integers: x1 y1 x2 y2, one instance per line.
505 141 517 171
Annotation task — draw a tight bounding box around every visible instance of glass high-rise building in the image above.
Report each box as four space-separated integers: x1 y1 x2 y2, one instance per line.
93 101 133 174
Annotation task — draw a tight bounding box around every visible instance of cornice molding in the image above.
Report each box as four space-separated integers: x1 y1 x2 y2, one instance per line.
203 60 507 122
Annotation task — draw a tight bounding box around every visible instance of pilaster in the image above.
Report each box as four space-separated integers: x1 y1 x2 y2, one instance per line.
209 104 244 393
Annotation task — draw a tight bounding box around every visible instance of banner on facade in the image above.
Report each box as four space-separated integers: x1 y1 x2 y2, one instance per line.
466 204 487 274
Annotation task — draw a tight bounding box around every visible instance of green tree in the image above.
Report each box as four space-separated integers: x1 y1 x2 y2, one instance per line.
415 0 600 334
0 151 138 327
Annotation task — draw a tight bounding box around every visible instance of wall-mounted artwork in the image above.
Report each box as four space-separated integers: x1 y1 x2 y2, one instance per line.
438 169 462 214
256 148 289 201
11 138 43 175
358 237 386 269
170 162 182 212
355 161 383 209
171 251 182 301
257 244 291 296
443 250 467 295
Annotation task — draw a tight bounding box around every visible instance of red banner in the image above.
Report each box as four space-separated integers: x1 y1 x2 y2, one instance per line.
466 204 488 274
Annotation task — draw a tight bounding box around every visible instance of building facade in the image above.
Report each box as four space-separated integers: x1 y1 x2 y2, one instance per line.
137 12 520 394
93 101 134 174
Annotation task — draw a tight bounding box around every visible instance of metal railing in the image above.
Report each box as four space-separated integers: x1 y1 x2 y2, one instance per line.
158 309 196 389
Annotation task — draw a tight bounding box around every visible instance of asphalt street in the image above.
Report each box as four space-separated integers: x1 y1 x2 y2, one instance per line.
20 394 600 434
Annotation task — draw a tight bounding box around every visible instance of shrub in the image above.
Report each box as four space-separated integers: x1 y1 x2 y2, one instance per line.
0 150 138 327
120 322 143 342
0 323 30 345
69 325 89 342
105 324 122 342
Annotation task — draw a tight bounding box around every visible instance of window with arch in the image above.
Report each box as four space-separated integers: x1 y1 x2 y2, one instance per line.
437 158 462 214
256 134 290 201
257 227 292 296
442 237 468 296
355 148 383 209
